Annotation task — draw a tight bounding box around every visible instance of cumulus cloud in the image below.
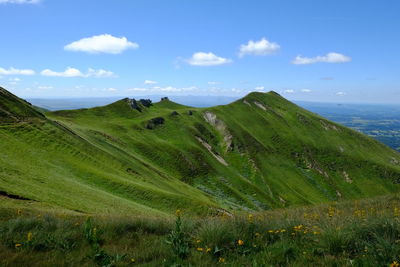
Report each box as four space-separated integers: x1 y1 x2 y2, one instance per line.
208 81 220 85
283 89 295 93
336 91 346 96
87 68 115 78
255 86 265 92
292 52 351 65
0 0 40 4
301 89 312 93
187 52 232 66
40 67 115 78
64 34 139 54
144 80 157 84
239 38 280 57
0 67 35 75
41 67 83 77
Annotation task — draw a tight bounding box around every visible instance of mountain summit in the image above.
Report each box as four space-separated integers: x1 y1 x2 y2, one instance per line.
1 87 400 215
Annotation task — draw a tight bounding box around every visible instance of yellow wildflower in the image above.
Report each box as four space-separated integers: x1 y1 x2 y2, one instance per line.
268 230 274 233
196 239 201 244
27 232 33 242
206 247 211 253
394 208 400 217
219 257 225 263
175 209 182 217
15 243 22 248
280 229 286 233
255 232 261 237
390 261 400 267
196 247 203 252
237 239 244 246
248 214 253 223
130 258 136 263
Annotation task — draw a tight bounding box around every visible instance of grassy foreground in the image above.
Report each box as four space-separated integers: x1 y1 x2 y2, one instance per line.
2 195 400 266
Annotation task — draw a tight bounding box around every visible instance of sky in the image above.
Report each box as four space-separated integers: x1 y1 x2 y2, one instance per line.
0 0 399 103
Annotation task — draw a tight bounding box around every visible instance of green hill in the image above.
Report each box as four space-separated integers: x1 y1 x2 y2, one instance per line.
1 87 400 216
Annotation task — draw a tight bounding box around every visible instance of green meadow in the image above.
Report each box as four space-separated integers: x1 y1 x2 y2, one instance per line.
2 194 400 266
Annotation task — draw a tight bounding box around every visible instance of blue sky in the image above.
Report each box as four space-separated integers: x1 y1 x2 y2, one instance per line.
0 0 399 103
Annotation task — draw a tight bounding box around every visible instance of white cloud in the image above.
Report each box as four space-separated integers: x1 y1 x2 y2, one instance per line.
8 77 21 85
231 88 244 93
292 52 351 65
128 86 197 93
239 38 280 57
104 87 117 92
0 67 35 75
301 89 312 93
87 68 115 78
128 87 148 92
144 80 158 84
255 86 265 92
40 67 115 78
0 0 40 4
208 81 220 85
41 67 84 77
336 91 346 96
64 34 139 54
8 78 20 85
283 89 295 94
159 86 197 92
37 85 53 90
187 52 232 66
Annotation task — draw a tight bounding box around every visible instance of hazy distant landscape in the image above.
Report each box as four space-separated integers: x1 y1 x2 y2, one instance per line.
299 102 400 152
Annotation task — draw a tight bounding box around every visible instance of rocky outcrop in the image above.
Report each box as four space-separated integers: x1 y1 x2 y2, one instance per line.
126 98 153 112
126 98 141 111
171 111 179 116
139 99 152 108
342 171 353 183
195 137 228 166
203 111 233 152
320 119 339 131
243 100 251 106
254 101 267 111
146 117 165 129
161 97 169 101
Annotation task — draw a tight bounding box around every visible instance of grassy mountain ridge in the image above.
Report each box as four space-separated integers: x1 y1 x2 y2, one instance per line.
1 87 400 216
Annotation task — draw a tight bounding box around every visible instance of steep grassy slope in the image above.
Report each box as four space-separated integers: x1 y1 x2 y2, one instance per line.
1 87 400 216
0 89 217 216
